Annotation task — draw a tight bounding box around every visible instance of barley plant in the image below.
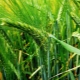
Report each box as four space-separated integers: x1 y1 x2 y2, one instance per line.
0 0 80 80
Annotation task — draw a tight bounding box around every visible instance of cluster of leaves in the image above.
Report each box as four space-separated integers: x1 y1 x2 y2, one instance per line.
0 0 80 80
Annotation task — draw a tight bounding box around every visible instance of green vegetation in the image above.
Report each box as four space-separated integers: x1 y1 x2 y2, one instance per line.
0 0 80 80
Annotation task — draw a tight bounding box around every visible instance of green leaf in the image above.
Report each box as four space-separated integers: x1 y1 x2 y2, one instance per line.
69 71 75 80
49 34 80 55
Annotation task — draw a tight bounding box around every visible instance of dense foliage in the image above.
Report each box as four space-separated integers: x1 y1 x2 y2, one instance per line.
0 0 80 80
